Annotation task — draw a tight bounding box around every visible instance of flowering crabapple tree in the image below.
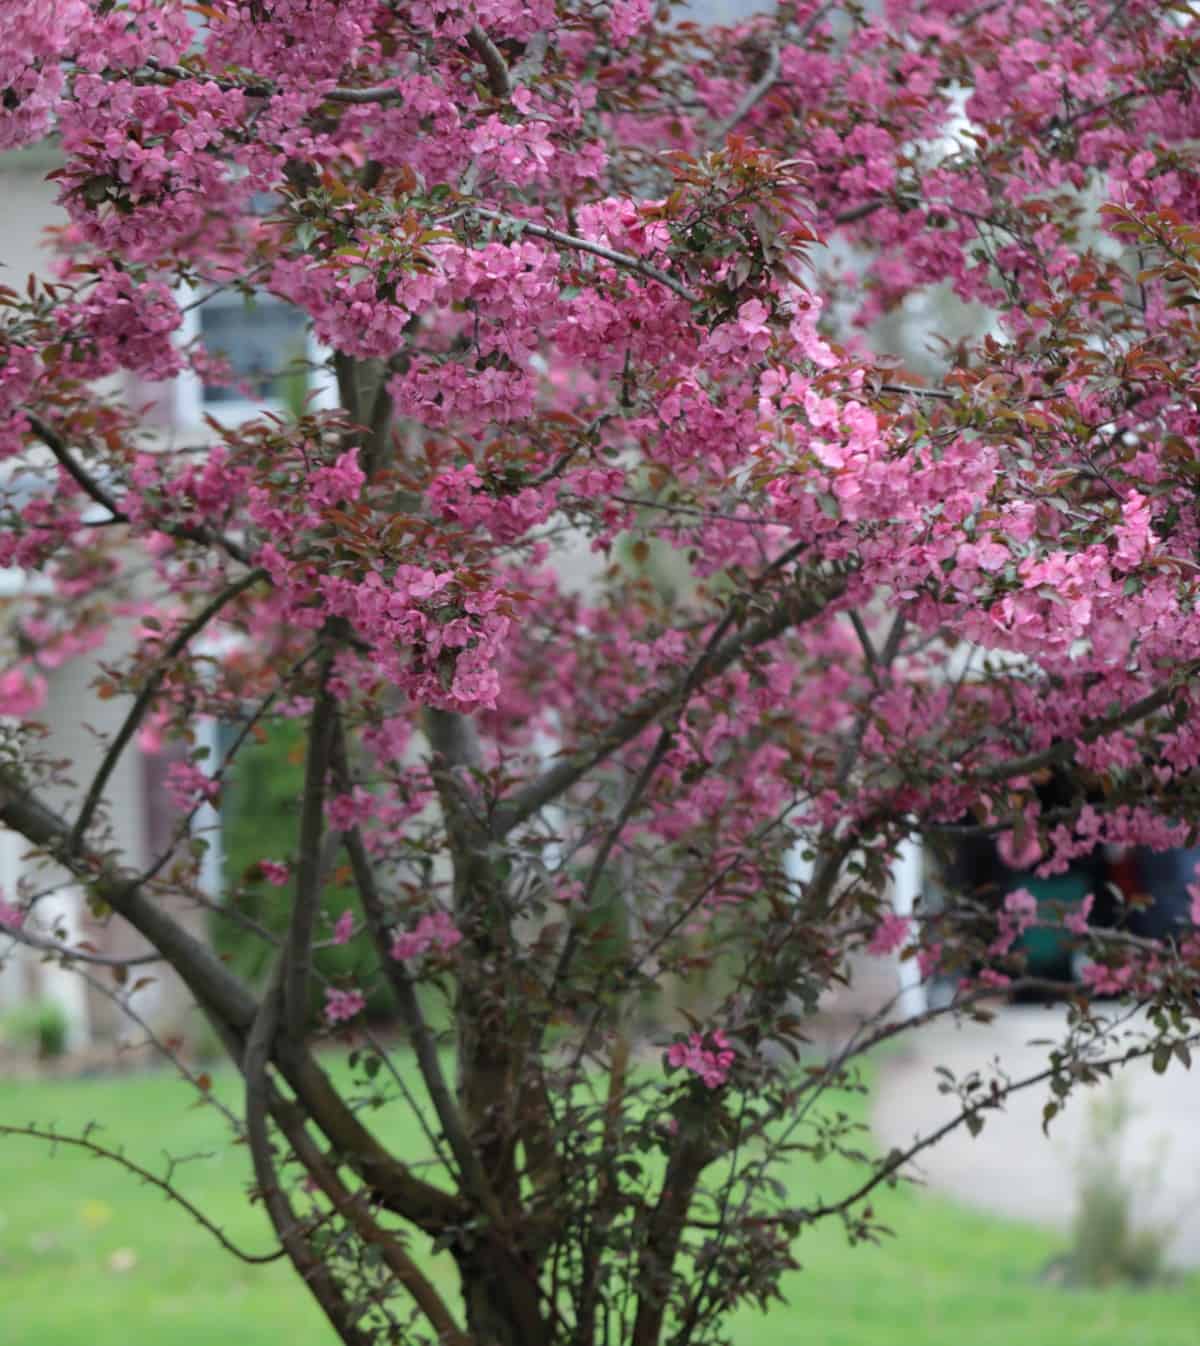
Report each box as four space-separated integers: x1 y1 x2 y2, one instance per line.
5 1 1200 1342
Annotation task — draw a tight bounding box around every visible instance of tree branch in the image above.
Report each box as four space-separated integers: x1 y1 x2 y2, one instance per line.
708 42 782 147
0 771 465 1234
468 208 701 304
2 921 162 968
805 1032 1200 1223
140 58 406 106
0 1124 287 1264
24 410 125 518
242 956 373 1344
331 722 500 1220
493 566 849 836
69 567 268 851
466 24 511 98
24 410 254 566
632 1135 711 1346
267 1083 471 1346
541 543 808 1012
0 774 262 1030
968 667 1200 785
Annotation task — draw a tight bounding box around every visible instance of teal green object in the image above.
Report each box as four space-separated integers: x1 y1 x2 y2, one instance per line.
1002 870 1092 978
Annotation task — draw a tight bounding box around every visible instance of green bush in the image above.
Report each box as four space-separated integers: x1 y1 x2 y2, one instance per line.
0 998 70 1059
216 719 392 1020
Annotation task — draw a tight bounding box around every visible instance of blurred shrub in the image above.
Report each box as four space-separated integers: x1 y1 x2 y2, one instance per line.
1 998 70 1059
216 718 392 1020
1062 1084 1175 1287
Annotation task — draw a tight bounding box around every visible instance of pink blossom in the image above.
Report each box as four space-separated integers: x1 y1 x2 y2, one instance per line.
260 861 290 887
0 898 24 931
324 987 366 1024
608 0 653 44
390 910 463 962
164 762 220 812
1064 894 1094 936
307 450 366 507
1188 878 1200 929
1080 962 1135 997
997 829 1043 870
0 667 48 719
136 707 169 755
666 1030 735 1089
328 788 375 831
1003 888 1039 932
332 910 355 945
867 912 911 957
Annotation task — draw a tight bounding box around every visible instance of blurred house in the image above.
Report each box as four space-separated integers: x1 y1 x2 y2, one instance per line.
0 145 327 1050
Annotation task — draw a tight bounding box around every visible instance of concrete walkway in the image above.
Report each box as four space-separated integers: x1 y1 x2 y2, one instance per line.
870 1003 1200 1266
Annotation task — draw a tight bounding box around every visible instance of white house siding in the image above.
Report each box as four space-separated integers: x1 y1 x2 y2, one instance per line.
0 148 186 1048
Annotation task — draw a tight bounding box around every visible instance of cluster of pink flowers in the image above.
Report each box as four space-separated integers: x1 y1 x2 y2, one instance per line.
866 912 911 958
426 464 557 544
1188 872 1200 929
311 568 512 711
0 0 90 151
988 888 1040 959
0 893 24 931
1063 894 1095 937
666 1030 735 1090
165 762 220 813
0 666 47 719
324 987 366 1025
57 77 250 260
390 910 463 963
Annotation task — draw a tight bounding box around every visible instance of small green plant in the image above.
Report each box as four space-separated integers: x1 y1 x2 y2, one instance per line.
0 998 70 1060
1059 1083 1176 1287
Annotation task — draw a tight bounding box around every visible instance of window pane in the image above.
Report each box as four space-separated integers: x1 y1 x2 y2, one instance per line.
199 300 309 406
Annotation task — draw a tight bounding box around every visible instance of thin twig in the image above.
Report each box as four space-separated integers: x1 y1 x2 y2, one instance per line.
132 642 322 890
332 722 499 1220
468 208 700 304
2 922 161 968
24 410 124 518
70 568 267 851
494 561 850 835
68 959 246 1133
805 1032 1200 1221
24 411 254 566
0 1124 285 1264
708 42 782 146
969 666 1200 785
141 58 406 106
877 382 956 401
240 958 372 1343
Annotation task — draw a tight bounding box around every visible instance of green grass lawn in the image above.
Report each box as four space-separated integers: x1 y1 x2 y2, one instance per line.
1 1057 1195 1346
